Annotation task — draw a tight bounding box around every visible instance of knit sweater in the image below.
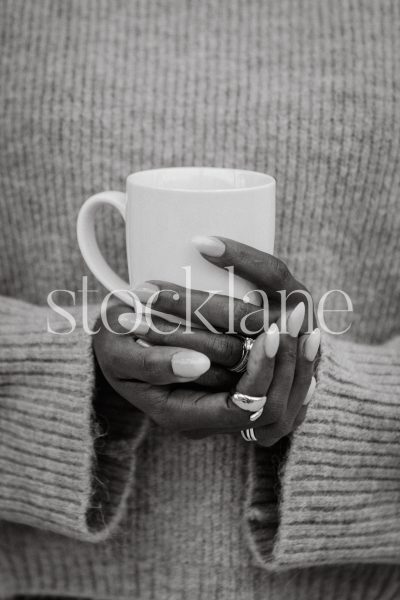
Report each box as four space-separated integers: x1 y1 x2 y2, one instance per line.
1 0 400 598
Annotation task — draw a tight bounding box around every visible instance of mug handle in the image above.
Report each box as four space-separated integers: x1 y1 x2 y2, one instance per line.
77 191 134 306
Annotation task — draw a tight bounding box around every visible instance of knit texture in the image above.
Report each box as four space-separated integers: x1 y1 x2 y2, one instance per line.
0 298 149 540
247 335 400 570
1 0 400 598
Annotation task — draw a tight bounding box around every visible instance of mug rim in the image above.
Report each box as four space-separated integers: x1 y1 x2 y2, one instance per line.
127 166 275 193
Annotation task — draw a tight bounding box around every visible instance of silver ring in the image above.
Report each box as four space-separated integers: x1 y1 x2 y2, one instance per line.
250 407 264 422
241 428 257 442
231 392 267 412
230 337 254 373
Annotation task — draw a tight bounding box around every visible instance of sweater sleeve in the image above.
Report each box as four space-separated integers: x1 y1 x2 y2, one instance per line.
246 332 400 570
0 296 149 541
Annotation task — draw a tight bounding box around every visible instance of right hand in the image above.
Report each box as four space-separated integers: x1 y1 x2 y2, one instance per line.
93 303 315 444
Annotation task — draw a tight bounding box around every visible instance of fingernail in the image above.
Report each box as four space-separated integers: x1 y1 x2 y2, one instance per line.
118 313 135 330
118 313 150 335
302 328 321 361
303 377 317 406
171 351 211 378
132 282 159 303
191 236 225 257
264 323 280 358
287 302 306 337
250 407 264 422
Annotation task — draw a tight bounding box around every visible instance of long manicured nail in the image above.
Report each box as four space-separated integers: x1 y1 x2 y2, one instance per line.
303 377 317 406
264 323 280 358
171 351 211 378
192 236 225 257
302 328 321 361
133 282 159 303
287 302 306 337
118 313 150 335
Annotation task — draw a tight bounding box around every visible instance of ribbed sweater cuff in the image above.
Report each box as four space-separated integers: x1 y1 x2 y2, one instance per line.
246 333 400 570
0 297 149 541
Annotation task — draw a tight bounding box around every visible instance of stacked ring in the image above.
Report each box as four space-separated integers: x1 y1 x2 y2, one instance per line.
241 428 257 442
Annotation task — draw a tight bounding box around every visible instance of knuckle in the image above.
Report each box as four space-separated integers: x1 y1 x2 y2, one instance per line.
145 390 178 430
210 334 237 364
149 318 179 341
208 333 227 358
265 436 280 448
157 288 185 312
97 336 127 379
254 428 279 448
221 398 249 429
150 317 169 334
264 393 286 423
269 420 290 442
107 303 127 318
297 370 313 388
275 420 288 439
280 339 297 362
197 368 234 390
271 258 292 287
142 352 162 376
99 303 123 324
257 435 275 448
108 350 125 379
233 300 252 323
153 395 188 431
152 409 176 431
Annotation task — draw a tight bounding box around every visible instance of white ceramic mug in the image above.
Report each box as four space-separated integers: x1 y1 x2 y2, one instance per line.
77 167 275 307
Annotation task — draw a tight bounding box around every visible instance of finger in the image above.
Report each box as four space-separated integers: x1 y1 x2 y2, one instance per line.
104 335 211 385
116 372 270 433
118 311 244 368
255 377 317 447
250 329 319 447
250 302 305 427
284 329 320 427
100 304 216 384
147 386 254 431
253 364 314 447
135 281 280 336
192 236 303 297
106 305 238 389
292 377 317 430
193 364 239 390
182 427 250 439
232 324 280 410
99 328 251 430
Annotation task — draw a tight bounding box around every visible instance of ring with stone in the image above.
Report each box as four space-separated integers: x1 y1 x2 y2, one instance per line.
229 337 254 373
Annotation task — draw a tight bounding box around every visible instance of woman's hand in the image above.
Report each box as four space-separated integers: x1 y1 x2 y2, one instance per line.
94 298 318 446
142 236 316 337
121 236 319 443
